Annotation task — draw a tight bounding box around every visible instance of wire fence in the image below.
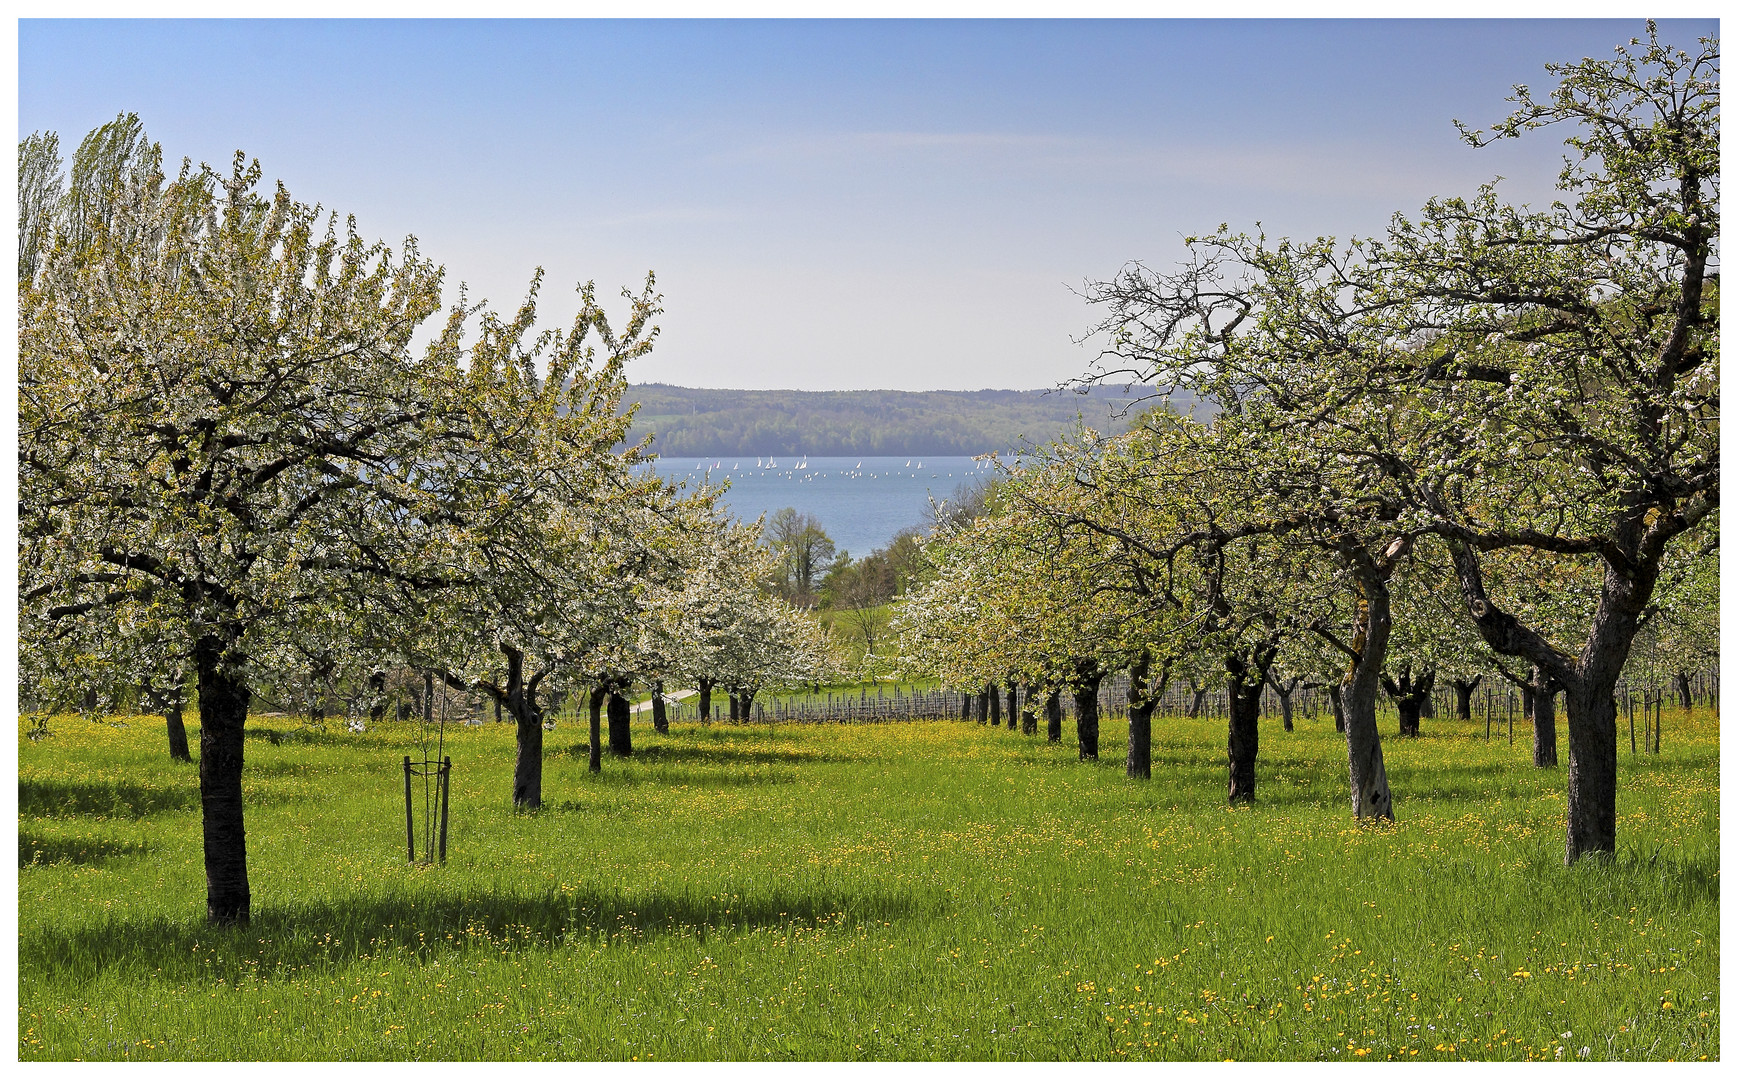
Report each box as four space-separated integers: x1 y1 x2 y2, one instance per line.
678 668 1720 733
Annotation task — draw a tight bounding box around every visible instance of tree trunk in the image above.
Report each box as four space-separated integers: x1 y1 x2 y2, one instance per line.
1045 689 1062 743
1126 652 1154 780
742 690 756 719
1343 581 1395 821
1020 684 1037 735
1383 668 1434 738
729 692 740 721
1185 680 1207 718
988 682 1002 727
1395 696 1421 737
147 675 192 763
1675 670 1694 712
1127 701 1152 778
960 691 972 721
1268 675 1297 733
698 679 714 722
195 637 250 925
1563 680 1618 862
505 649 543 809
1005 682 1018 731
1226 647 1273 804
368 670 388 725
422 670 434 725
1226 687 1258 803
1451 676 1481 721
588 686 605 774
1072 661 1102 761
608 690 632 756
1328 682 1346 733
1530 667 1558 768
652 681 669 735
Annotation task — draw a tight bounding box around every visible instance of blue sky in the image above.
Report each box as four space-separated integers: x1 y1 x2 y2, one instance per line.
18 18 1719 390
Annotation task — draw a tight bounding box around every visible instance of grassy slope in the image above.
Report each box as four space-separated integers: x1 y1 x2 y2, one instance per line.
18 707 1718 1061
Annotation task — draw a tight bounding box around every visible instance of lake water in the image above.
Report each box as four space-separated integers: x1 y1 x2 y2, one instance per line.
647 455 1006 556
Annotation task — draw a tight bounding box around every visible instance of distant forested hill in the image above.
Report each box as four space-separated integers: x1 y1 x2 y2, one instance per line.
620 384 1192 456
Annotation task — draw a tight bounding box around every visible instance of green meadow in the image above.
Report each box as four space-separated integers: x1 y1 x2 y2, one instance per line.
17 706 1718 1061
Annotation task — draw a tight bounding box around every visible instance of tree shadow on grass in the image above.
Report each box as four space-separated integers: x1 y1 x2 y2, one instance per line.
1401 781 1556 804
19 778 198 819
19 830 153 867
243 725 400 750
550 766 799 792
658 723 870 752
561 743 857 768
22 882 930 985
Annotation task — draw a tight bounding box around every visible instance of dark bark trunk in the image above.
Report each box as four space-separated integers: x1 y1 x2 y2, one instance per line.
1563 681 1617 862
1005 682 1018 731
729 692 740 721
1675 671 1694 711
1328 682 1346 733
988 682 1002 727
1126 652 1154 780
422 671 435 725
1127 701 1153 778
1185 680 1207 718
1445 532 1664 863
975 690 988 724
1226 646 1274 804
588 686 605 774
147 676 192 762
1267 674 1298 733
961 691 973 721
1226 688 1258 803
195 637 250 924
1045 689 1062 742
742 690 756 719
1072 661 1102 761
1382 668 1434 738
1343 579 1395 821
1395 697 1422 738
1020 684 1037 735
165 689 192 762
698 679 713 722
1531 667 1558 768
1451 676 1482 721
608 690 632 756
368 670 388 725
505 649 544 808
652 681 669 735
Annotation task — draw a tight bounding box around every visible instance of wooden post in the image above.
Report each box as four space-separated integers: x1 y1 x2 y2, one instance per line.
437 757 452 863
1628 690 1636 754
403 756 415 862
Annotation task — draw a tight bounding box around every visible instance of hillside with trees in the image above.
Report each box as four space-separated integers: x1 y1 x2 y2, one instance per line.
620 383 1183 456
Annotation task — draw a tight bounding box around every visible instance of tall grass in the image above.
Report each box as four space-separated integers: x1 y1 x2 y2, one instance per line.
17 705 1718 1060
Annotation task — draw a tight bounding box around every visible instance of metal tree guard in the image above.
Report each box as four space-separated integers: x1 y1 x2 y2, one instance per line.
403 676 453 864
